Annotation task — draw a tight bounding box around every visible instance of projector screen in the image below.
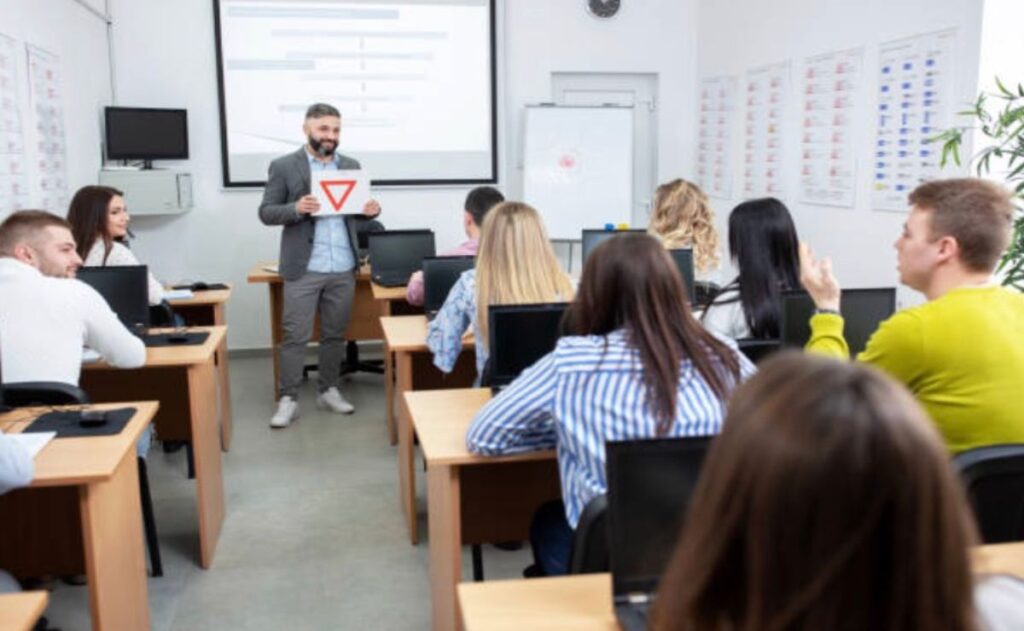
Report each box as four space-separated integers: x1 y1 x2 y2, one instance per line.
212 0 497 187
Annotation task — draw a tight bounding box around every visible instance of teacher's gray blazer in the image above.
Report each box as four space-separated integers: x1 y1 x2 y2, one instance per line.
258 147 375 281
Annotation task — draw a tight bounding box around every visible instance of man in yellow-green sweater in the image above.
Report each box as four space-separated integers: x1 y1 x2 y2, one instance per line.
800 178 1024 454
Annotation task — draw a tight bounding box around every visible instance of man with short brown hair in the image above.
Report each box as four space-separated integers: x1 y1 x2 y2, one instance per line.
800 178 1024 453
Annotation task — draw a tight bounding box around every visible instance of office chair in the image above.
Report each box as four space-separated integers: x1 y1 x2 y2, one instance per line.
736 338 782 365
567 494 609 574
4 381 165 577
953 444 1024 543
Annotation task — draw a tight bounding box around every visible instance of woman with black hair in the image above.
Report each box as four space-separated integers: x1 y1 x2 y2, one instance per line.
700 198 800 339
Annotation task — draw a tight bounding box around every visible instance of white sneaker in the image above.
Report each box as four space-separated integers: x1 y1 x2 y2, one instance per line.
270 396 299 428
317 387 355 414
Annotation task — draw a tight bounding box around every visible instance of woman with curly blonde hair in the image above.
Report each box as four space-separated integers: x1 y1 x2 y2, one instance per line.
648 178 720 276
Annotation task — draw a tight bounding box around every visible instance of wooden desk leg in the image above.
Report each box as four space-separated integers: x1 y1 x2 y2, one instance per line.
80 448 151 631
269 283 284 401
190 360 226 568
216 336 234 452
427 463 462 631
397 351 418 545
385 342 397 446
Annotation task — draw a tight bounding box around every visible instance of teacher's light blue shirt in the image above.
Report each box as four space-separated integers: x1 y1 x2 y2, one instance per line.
307 153 356 274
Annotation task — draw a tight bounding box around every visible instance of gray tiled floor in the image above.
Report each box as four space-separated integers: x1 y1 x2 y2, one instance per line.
43 352 532 630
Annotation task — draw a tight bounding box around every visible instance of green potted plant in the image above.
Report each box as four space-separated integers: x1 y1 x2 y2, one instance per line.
936 77 1024 290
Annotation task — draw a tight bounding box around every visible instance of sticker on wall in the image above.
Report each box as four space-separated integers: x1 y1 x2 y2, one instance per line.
696 75 737 199
744 61 790 199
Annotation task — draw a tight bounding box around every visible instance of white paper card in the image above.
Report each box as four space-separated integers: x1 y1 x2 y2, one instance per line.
8 431 56 457
311 169 370 216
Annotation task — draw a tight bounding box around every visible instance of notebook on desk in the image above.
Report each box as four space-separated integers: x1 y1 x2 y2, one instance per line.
606 437 713 631
486 303 568 393
368 230 436 287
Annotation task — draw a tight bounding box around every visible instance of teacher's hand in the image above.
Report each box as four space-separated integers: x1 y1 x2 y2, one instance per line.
363 199 382 218
296 195 320 215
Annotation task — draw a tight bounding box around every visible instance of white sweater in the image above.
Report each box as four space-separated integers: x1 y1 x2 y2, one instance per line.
0 258 146 385
84 240 165 306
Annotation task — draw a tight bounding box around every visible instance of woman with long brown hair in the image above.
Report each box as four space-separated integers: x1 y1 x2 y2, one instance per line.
467 232 753 575
652 352 1024 631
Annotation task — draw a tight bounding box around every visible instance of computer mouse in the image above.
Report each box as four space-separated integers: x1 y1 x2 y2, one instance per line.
79 409 109 428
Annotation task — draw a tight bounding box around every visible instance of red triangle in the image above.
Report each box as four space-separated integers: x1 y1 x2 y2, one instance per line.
319 179 357 212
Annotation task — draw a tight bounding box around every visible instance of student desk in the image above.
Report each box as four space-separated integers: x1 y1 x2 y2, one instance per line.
248 263 406 399
381 316 475 543
406 388 561 631
80 327 227 569
0 402 158 631
457 542 1024 631
0 592 49 631
168 287 234 451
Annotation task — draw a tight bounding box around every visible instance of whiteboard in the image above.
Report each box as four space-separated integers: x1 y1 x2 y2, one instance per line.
522 105 633 241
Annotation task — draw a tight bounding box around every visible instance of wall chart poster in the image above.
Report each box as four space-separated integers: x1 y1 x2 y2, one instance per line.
872 30 956 212
696 75 737 199
26 44 67 213
799 48 862 207
744 62 789 198
0 32 28 216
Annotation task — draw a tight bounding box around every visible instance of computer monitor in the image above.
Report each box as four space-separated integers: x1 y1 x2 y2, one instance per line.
781 287 897 357
367 230 436 277
606 436 713 597
581 229 646 262
487 303 568 388
422 256 475 313
105 107 189 162
668 248 695 304
76 266 150 331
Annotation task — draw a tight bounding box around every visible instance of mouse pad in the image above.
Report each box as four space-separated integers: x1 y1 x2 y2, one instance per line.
142 331 210 347
24 407 136 438
171 283 229 291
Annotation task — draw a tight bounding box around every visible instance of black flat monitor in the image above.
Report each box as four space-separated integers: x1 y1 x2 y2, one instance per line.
581 229 646 262
606 436 713 599
367 230 436 279
487 303 568 388
76 266 150 331
781 287 897 357
423 256 475 313
105 107 189 162
668 248 695 304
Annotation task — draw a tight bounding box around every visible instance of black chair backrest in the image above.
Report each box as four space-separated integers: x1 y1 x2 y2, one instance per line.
736 338 782 364
3 381 90 407
568 494 609 574
953 444 1024 543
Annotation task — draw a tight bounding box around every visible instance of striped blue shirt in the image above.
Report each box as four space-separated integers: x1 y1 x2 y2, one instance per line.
465 328 756 527
306 153 356 273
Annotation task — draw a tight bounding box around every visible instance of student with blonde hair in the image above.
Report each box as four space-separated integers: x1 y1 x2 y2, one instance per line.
648 178 721 277
427 201 573 379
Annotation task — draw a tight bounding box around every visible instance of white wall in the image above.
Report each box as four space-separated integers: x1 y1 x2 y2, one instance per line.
697 0 984 307
0 0 111 212
109 0 699 350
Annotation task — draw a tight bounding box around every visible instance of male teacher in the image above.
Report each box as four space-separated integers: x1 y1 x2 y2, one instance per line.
259 102 382 428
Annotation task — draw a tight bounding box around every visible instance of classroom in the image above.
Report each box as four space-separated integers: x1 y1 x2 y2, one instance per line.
1 0 1024 630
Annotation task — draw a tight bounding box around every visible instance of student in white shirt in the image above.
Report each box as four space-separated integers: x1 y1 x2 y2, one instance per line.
0 437 33 593
66 185 165 306
0 210 146 386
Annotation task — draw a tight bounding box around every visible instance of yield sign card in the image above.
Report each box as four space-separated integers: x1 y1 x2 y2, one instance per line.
311 169 370 216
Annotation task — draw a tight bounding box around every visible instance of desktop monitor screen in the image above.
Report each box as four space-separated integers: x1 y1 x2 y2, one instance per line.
367 230 436 275
781 287 896 356
76 266 150 331
105 107 189 161
487 303 568 387
668 248 695 304
422 256 475 313
581 229 646 262
606 436 712 596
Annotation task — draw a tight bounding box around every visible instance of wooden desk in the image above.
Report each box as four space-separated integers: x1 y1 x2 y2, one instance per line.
248 263 391 399
382 316 476 544
0 592 49 631
80 327 226 569
407 388 560 631
168 287 234 451
0 403 158 631
457 542 1024 631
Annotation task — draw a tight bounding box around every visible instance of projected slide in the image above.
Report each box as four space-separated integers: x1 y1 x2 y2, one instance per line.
213 0 496 186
